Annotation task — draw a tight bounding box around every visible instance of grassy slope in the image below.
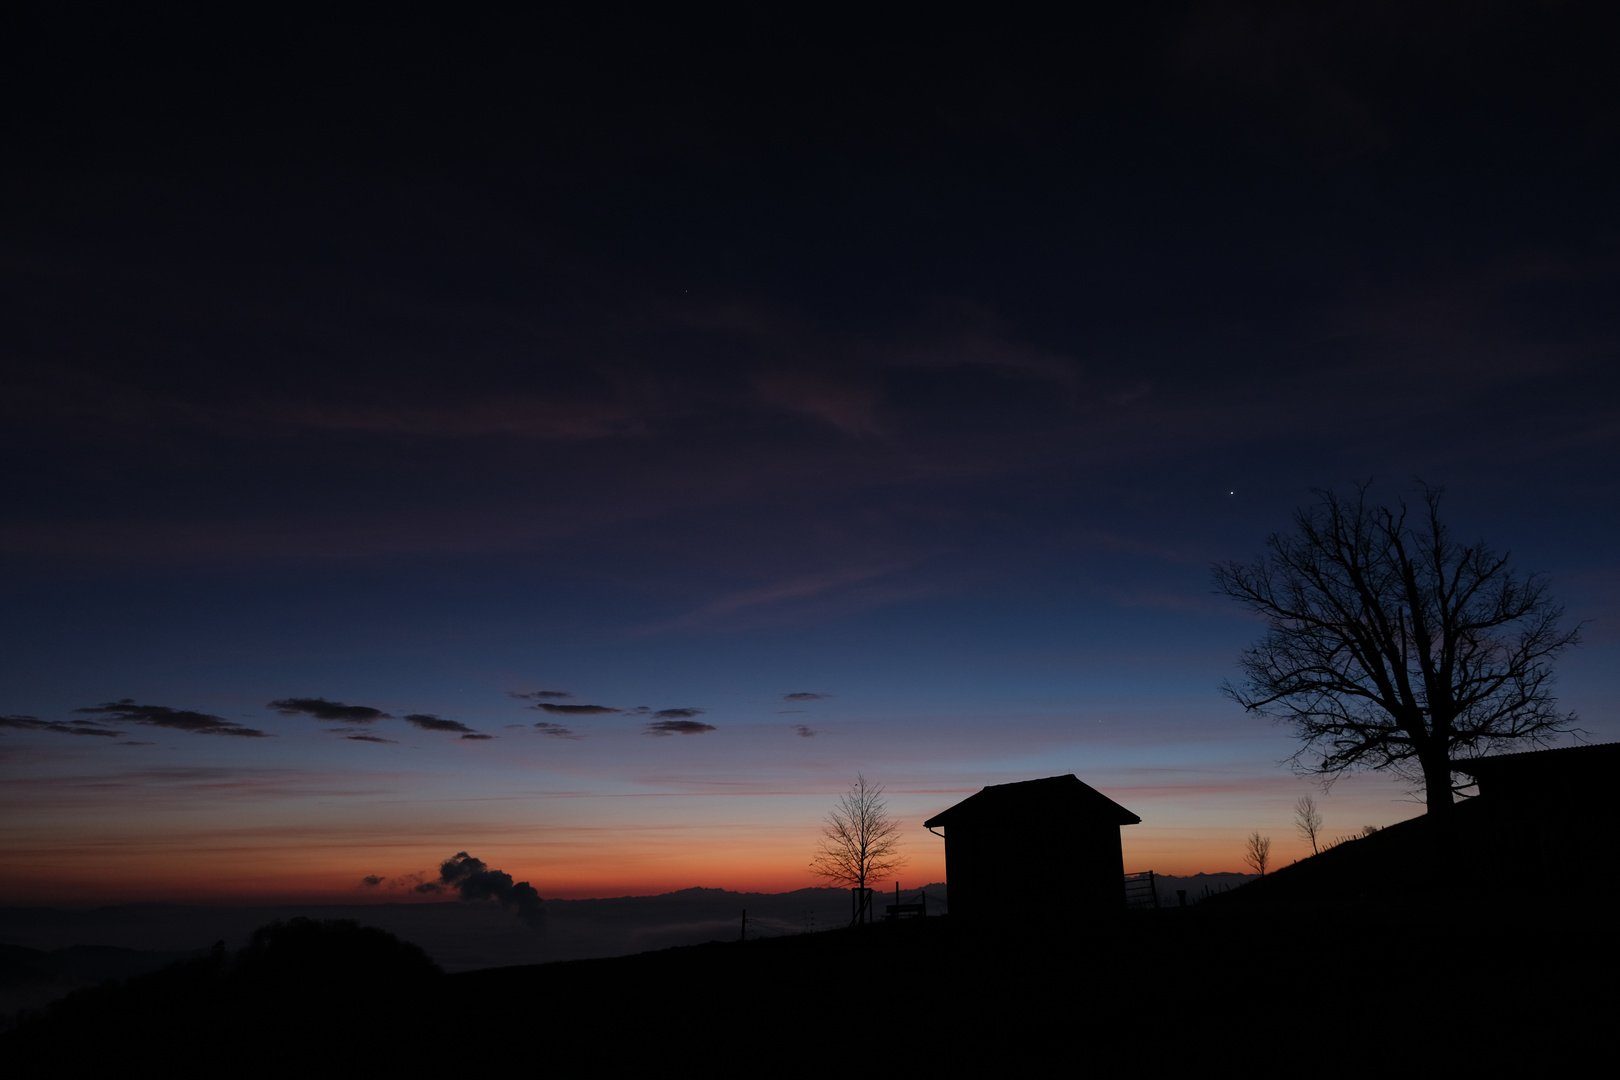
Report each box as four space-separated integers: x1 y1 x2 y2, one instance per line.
6 902 1605 1071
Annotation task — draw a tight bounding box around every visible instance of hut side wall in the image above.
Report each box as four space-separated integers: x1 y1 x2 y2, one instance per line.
945 818 1126 921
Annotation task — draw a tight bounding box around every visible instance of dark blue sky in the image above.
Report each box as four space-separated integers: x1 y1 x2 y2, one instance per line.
3 5 1616 901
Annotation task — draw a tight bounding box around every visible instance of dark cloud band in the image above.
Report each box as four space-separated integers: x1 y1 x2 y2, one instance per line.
1 714 123 737
270 697 391 723
74 700 271 738
403 713 479 734
646 719 717 736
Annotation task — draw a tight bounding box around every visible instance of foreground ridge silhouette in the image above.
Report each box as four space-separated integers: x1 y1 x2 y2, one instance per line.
5 898 1606 1070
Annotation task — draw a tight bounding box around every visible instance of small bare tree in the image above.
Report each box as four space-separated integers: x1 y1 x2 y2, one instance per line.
809 774 906 895
1294 794 1323 855
1244 831 1272 876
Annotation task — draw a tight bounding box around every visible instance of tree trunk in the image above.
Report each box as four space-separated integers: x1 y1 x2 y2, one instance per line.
1421 749 1454 819
1420 748 1460 869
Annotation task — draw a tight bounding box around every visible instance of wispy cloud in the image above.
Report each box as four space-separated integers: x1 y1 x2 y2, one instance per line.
74 700 272 738
783 692 832 701
646 720 718 736
753 369 884 436
1 714 122 737
639 563 929 635
283 394 646 442
707 566 905 616
270 697 392 723
532 703 619 716
402 714 487 739
2 764 407 805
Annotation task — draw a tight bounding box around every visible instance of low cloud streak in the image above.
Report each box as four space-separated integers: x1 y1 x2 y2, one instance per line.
75 700 271 738
403 714 480 735
646 720 718 736
533 703 619 716
270 697 391 723
2 714 122 737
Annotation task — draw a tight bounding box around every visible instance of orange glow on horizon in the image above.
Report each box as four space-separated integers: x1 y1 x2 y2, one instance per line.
0 824 1378 906
0 765 1422 906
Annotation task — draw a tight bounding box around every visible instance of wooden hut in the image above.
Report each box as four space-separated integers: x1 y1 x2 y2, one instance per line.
1454 742 1620 892
924 774 1140 921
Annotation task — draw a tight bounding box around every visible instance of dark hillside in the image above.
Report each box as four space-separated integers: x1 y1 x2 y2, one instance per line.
5 903 1606 1070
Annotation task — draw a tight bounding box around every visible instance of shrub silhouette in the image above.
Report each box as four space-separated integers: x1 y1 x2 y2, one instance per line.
232 917 441 994
8 918 440 1065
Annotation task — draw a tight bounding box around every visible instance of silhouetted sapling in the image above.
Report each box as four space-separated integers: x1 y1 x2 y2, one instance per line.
809 774 906 901
1245 831 1272 876
1294 794 1323 856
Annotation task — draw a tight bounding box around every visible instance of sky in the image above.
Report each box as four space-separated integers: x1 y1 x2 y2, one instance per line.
3 5 1617 907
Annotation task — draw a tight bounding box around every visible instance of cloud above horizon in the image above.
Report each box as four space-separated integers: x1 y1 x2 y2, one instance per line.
402 714 488 740
270 697 392 723
645 719 717 736
425 851 546 930
74 700 272 738
509 690 574 700
533 703 619 716
1 714 123 737
783 692 832 701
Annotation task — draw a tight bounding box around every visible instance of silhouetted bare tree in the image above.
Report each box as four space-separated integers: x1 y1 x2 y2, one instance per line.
1245 832 1272 876
1294 794 1323 855
809 774 906 894
1214 485 1580 821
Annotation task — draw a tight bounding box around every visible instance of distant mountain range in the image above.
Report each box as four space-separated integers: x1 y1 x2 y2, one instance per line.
1144 872 1256 906
0 880 951 1017
6 876 1296 1023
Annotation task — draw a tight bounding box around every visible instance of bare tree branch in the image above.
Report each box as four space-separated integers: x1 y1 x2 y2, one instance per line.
1214 484 1581 818
808 774 906 891
1294 794 1323 856
1245 832 1272 876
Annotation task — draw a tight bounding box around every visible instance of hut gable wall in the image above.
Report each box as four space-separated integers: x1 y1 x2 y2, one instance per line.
926 774 1139 921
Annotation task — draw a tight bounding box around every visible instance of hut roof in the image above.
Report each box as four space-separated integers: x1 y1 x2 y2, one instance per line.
923 774 1140 829
1453 742 1620 783
1452 742 1620 807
